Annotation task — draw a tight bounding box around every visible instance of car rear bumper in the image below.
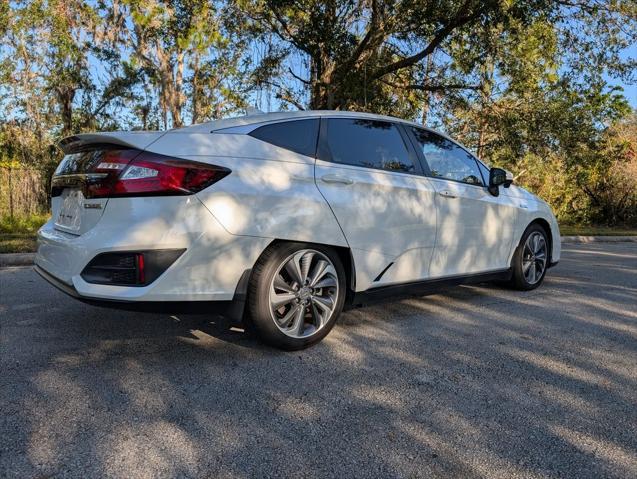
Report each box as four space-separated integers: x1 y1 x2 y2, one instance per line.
34 264 249 320
35 196 271 303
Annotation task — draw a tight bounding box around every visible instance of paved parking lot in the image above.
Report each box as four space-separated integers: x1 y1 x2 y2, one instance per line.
1 243 636 478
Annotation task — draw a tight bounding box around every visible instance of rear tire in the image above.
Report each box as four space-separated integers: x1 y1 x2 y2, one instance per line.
247 242 346 350
509 224 550 291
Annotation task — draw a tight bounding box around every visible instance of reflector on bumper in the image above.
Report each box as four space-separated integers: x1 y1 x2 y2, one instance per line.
80 249 185 287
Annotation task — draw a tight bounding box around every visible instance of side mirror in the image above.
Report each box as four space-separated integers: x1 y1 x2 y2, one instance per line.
488 167 513 196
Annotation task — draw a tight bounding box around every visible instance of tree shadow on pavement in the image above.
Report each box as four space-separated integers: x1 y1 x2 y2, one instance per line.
1 243 636 478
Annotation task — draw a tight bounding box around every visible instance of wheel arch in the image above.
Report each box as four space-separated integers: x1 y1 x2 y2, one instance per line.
251 239 356 302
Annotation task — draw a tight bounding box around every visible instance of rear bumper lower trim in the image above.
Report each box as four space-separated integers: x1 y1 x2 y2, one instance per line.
34 264 249 321
34 265 80 298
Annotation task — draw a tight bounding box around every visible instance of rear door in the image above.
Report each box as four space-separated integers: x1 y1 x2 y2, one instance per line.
315 117 438 290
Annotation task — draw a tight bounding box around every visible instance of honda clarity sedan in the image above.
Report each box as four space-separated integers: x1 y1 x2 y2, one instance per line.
35 111 560 350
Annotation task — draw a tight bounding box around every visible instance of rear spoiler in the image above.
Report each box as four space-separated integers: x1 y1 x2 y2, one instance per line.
58 132 167 154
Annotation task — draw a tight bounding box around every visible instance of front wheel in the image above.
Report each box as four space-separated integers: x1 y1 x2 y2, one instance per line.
247 242 346 350
509 224 550 290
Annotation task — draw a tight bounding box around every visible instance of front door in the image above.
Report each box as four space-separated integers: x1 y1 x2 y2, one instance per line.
408 127 518 278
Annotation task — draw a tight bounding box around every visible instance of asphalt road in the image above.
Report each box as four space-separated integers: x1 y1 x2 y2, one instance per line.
1 243 636 479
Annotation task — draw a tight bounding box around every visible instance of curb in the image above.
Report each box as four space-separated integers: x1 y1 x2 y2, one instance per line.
0 253 36 267
561 235 637 244
1 236 635 267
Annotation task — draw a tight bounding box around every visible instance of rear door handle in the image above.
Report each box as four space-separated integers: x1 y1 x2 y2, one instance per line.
438 190 457 198
321 174 354 185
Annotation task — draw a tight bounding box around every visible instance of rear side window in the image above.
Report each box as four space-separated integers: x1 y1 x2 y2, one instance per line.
325 119 416 173
249 119 319 157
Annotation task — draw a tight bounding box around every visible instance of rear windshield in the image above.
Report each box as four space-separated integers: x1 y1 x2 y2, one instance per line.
54 146 133 176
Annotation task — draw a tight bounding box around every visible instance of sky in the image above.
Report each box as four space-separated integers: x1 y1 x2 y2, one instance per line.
623 45 637 107
608 43 637 108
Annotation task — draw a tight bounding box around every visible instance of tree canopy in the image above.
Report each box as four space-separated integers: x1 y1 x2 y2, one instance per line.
1 0 636 225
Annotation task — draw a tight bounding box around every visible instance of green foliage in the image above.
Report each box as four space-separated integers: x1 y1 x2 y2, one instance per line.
0 213 49 235
0 0 636 225
0 214 47 253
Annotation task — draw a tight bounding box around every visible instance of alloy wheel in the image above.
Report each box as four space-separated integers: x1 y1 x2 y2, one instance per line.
522 231 547 285
268 249 340 339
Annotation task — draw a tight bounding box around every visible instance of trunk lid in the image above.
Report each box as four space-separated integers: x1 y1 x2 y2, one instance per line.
52 132 165 235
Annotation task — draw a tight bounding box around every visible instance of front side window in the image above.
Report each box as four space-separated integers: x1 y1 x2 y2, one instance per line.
325 119 416 173
411 128 484 186
249 119 319 157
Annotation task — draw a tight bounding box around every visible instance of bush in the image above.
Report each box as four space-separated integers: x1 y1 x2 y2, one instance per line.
0 213 50 235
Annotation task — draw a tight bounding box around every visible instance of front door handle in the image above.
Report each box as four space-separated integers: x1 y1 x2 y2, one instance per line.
321 174 354 185
438 190 457 198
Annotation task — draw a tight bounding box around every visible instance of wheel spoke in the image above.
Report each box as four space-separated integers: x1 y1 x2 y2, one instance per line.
270 290 296 309
527 262 536 282
532 234 540 253
300 252 314 283
536 259 544 278
522 260 533 274
284 255 304 286
310 261 337 288
308 260 328 287
310 301 323 328
312 295 334 315
313 276 337 289
277 304 300 327
290 305 306 336
273 274 295 293
530 261 535 283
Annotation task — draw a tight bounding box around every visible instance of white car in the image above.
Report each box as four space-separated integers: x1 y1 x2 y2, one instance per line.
36 111 560 349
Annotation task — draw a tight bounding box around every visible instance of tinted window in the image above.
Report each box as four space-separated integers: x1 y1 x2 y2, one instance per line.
250 119 319 157
411 128 484 186
326 119 415 173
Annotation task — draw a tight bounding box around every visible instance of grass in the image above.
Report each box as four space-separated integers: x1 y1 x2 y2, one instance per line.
559 224 637 236
0 235 38 254
0 213 49 254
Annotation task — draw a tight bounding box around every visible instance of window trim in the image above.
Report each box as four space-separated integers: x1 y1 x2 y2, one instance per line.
475 158 491 187
406 126 488 189
317 117 424 176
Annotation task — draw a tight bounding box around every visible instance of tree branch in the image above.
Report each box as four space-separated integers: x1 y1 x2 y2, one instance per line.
381 79 481 92
370 2 484 81
288 67 310 85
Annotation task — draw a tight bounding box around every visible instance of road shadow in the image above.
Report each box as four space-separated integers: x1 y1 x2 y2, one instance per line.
1 244 636 478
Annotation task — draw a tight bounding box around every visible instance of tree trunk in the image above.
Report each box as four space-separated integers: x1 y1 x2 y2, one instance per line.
191 54 201 124
57 87 75 134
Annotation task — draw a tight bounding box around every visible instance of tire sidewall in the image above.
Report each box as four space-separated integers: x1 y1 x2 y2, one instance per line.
248 242 347 350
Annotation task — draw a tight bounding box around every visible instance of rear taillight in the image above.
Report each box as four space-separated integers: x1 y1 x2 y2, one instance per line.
52 147 230 199
88 151 230 198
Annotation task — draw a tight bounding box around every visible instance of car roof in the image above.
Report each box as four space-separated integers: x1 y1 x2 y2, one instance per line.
170 110 482 162
175 110 427 133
